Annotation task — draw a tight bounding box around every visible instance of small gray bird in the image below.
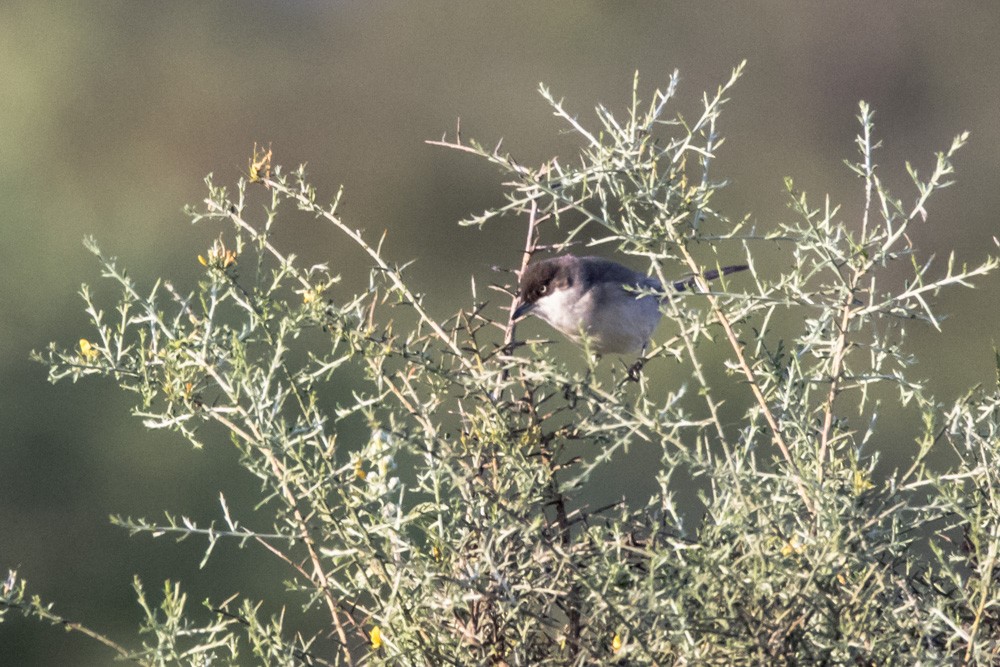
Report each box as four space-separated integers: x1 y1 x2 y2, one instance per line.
513 255 749 355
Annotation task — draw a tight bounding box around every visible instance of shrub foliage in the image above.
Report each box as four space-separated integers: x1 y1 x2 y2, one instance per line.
7 64 1000 664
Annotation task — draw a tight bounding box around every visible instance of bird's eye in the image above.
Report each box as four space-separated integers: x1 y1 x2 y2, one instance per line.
539 285 547 294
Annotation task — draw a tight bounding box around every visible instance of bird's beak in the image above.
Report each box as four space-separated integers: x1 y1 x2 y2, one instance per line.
513 301 534 320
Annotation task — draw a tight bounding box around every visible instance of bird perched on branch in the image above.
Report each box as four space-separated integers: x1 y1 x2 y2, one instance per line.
513 254 748 355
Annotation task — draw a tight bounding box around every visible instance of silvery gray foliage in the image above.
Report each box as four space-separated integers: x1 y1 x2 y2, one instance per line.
10 64 1000 664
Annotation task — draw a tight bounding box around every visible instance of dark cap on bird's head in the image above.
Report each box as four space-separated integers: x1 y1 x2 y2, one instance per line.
514 256 575 319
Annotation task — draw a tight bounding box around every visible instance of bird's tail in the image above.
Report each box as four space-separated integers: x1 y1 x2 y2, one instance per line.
671 264 749 292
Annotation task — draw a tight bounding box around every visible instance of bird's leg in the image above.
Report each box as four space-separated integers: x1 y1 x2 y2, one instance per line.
624 342 651 382
626 357 644 382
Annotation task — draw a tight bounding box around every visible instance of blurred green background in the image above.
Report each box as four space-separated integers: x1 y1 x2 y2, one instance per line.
3 3 1000 664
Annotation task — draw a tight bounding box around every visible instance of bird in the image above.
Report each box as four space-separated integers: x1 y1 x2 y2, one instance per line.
513 254 749 355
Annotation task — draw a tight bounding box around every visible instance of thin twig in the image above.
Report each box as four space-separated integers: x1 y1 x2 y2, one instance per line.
678 247 815 515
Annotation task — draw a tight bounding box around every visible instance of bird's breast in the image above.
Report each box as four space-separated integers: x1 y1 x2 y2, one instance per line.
532 284 662 355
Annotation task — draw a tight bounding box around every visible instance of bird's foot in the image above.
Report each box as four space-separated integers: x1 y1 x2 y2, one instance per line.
626 358 645 382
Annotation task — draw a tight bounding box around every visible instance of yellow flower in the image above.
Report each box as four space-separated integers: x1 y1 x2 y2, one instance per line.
249 142 272 183
612 633 622 653
852 469 874 496
354 458 366 480
199 238 238 270
370 625 382 649
781 538 803 557
79 338 99 361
